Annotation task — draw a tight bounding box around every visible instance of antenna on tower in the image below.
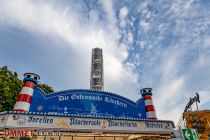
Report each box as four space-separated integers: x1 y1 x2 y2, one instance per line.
90 48 104 91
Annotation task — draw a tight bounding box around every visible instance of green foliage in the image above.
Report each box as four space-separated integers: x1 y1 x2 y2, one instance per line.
0 66 54 111
38 83 54 94
0 66 22 112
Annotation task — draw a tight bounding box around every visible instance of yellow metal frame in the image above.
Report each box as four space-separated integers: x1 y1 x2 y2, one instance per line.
183 110 210 140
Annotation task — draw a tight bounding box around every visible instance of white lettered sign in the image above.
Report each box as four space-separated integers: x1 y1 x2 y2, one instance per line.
1 113 174 134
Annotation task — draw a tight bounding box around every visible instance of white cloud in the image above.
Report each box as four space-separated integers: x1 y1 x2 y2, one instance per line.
119 6 128 19
134 0 210 124
142 48 187 123
127 32 133 44
0 1 139 98
203 36 210 48
140 21 150 32
141 43 210 124
1 0 210 126
139 41 145 49
101 0 117 30
155 77 186 122
197 90 210 107
119 6 128 28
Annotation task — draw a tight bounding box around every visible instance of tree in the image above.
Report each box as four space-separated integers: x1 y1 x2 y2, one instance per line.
0 66 22 112
38 83 54 94
0 66 54 112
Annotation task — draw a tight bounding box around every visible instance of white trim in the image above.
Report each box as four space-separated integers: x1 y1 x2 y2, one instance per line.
20 87 34 96
146 111 157 118
144 99 153 106
13 102 30 111
2 114 174 133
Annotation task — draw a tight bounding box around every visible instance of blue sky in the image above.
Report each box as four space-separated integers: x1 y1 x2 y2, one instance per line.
0 0 210 124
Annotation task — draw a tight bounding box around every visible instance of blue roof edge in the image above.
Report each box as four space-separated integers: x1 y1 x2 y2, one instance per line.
35 87 144 105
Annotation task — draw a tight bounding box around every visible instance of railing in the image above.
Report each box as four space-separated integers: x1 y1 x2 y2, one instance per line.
176 114 186 129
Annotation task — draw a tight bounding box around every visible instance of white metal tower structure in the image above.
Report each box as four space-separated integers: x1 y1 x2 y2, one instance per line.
90 48 104 91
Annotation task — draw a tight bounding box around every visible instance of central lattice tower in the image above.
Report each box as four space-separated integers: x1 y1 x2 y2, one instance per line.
90 48 104 91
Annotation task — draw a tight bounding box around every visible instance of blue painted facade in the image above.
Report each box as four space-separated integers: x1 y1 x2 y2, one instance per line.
29 87 146 119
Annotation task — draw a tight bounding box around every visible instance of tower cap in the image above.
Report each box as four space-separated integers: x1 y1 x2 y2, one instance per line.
24 73 40 80
140 88 153 94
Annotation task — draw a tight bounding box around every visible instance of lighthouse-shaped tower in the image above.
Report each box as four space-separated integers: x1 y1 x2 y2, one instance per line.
13 73 40 112
140 88 157 120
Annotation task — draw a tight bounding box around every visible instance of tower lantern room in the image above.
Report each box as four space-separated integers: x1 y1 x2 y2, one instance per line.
24 73 40 84
140 88 153 95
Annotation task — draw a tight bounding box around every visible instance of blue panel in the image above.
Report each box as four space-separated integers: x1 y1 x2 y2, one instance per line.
142 92 153 96
23 78 38 84
29 87 146 119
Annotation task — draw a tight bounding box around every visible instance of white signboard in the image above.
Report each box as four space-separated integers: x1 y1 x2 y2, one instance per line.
0 114 8 128
1 113 174 134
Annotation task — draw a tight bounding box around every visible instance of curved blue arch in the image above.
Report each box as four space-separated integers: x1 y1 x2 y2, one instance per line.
29 87 146 119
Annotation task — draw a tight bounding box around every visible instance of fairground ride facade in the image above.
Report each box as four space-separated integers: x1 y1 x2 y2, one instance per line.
183 110 210 140
0 73 175 140
177 93 210 140
0 48 175 140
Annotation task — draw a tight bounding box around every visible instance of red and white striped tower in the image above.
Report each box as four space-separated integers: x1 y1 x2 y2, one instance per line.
13 73 40 112
140 88 157 120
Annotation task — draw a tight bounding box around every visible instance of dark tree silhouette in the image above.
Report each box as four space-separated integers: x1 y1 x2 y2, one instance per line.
0 66 54 111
